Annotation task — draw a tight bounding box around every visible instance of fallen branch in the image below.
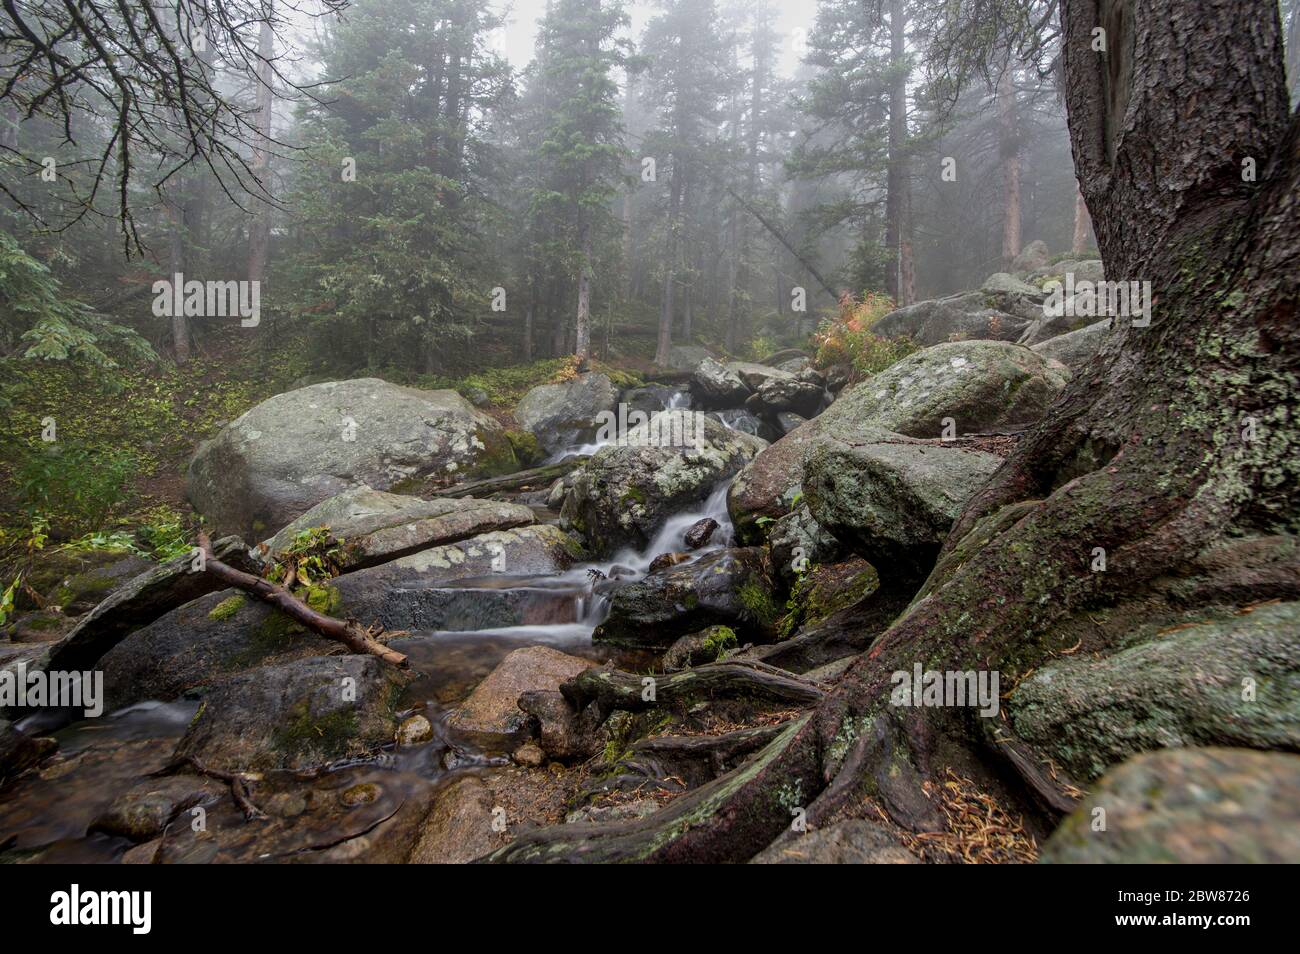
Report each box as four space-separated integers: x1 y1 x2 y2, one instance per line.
196 532 408 668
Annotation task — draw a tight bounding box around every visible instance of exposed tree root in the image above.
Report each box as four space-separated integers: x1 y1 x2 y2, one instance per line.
562 660 824 717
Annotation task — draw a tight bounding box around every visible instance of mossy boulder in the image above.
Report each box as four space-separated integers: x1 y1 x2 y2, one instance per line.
173 655 409 774
188 378 517 538
1041 748 1300 863
514 372 619 455
803 430 1002 578
261 486 535 571
1011 601 1300 782
662 625 739 670
562 411 765 555
594 547 777 648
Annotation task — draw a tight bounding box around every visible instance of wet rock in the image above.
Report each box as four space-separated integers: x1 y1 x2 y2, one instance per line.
92 775 224 841
1010 601 1300 782
803 431 1001 577
0 718 57 780
752 820 920 864
594 547 778 648
100 588 337 710
410 776 504 863
726 417 826 543
689 357 751 407
561 410 764 555
188 378 517 538
648 551 692 573
121 839 162 864
623 384 691 416
708 408 774 441
514 372 620 454
1029 317 1110 368
173 655 409 774
776 412 808 435
449 645 595 748
517 689 607 761
1041 748 1300 863
1 535 257 717
261 486 535 571
684 517 719 549
662 625 738 670
767 504 846 584
396 714 434 747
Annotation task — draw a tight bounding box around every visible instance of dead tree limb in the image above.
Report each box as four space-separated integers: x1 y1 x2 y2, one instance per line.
196 532 408 668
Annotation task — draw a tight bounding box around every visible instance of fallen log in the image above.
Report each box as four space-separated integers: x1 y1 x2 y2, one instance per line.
561 660 824 715
196 532 408 668
437 457 587 499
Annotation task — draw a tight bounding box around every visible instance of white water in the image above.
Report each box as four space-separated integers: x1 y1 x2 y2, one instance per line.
543 387 694 464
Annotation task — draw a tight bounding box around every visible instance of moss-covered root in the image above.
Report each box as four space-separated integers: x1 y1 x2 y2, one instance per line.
561 661 824 716
484 714 821 863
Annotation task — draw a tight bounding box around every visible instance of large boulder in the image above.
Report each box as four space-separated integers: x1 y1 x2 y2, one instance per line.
1029 318 1110 369
188 379 518 538
514 372 620 454
979 272 1048 319
0 535 256 718
173 655 409 774
747 374 825 417
561 410 765 554
1029 258 1104 285
803 431 1002 577
622 384 691 416
727 341 1065 541
1041 748 1300 863
593 547 778 648
261 486 535 571
827 340 1068 439
448 645 595 748
690 358 751 407
1010 601 1300 782
663 345 713 371
873 296 1029 346
410 777 504 863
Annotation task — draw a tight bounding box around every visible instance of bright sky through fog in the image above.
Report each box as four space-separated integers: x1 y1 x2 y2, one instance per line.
488 0 812 76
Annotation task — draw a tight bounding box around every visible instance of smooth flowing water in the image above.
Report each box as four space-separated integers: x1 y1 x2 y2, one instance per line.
0 418 739 862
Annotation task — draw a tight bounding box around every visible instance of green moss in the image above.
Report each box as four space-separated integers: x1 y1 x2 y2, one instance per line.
620 486 648 507
738 579 780 627
272 697 360 760
207 594 248 621
700 625 737 659
505 429 544 467
465 428 520 479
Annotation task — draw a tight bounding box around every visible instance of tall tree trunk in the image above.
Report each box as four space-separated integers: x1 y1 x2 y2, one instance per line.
247 14 274 285
167 191 189 364
655 163 681 366
575 227 592 361
998 62 1022 265
523 280 536 361
885 0 914 303
488 0 1300 864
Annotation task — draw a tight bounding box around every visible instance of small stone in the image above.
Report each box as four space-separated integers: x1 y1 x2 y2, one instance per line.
513 742 545 767
684 517 719 549
648 551 691 574
396 714 434 747
340 782 381 807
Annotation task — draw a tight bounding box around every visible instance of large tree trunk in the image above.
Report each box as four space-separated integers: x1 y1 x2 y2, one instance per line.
998 62 1022 265
1070 180 1091 255
247 15 274 285
575 228 592 361
489 0 1300 863
883 0 913 303
655 164 681 366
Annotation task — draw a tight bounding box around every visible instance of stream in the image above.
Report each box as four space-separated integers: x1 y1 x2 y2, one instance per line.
0 433 738 863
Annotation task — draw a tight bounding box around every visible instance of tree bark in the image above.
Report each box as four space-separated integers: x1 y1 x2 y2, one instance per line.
998 62 1022 265
654 163 681 365
247 14 274 285
1070 180 1091 255
487 0 1300 863
885 0 914 304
